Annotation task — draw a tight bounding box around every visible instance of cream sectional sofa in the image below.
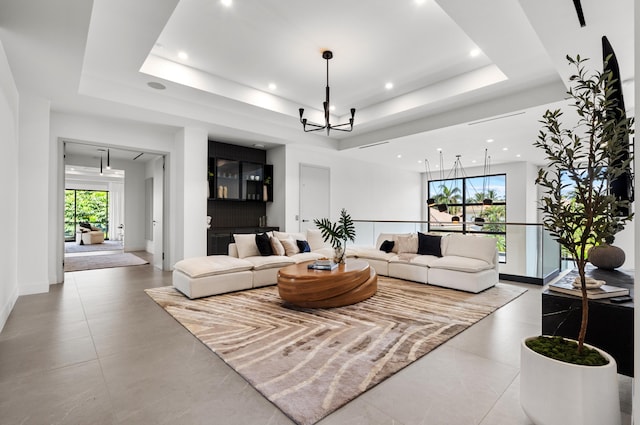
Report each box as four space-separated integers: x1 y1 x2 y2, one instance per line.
172 230 498 298
354 232 498 293
173 229 333 298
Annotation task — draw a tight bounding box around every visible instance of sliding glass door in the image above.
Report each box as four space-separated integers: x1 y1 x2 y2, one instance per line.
65 189 110 241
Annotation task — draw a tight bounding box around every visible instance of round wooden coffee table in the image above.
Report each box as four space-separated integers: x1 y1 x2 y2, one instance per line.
277 259 377 308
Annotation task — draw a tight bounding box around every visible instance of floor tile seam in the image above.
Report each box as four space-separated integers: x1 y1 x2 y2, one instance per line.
442 341 523 371
0 357 102 385
476 372 521 425
351 398 409 425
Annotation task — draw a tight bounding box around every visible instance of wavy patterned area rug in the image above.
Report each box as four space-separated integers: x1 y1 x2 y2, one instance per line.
146 277 525 425
64 253 148 272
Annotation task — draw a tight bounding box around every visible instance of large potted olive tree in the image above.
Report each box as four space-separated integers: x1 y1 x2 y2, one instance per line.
521 55 634 425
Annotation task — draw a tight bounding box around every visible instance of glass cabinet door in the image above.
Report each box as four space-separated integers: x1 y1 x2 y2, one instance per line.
215 159 240 199
242 162 264 201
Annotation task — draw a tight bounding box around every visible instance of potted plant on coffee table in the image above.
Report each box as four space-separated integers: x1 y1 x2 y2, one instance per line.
313 208 355 264
521 54 634 425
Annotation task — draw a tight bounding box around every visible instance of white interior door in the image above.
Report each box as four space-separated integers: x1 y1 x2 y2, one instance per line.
299 164 330 233
152 157 164 269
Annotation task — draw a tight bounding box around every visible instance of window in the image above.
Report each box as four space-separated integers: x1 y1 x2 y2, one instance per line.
65 190 110 241
428 174 506 262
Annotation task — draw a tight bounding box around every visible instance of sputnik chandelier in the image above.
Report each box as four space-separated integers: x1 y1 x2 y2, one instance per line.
299 50 356 135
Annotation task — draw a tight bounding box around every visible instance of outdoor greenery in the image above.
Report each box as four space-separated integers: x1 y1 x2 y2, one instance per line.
428 176 507 255
535 55 634 353
65 190 109 239
314 208 356 264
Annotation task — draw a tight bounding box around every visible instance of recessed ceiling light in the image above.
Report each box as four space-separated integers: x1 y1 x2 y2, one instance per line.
329 105 336 112
253 143 265 148
178 51 188 60
471 160 477 163
486 138 494 143
221 0 232 7
385 82 394 90
268 83 277 90
415 0 426 4
436 148 442 151
147 81 166 90
397 154 402 159
516 154 521 158
502 147 509 151
470 48 482 57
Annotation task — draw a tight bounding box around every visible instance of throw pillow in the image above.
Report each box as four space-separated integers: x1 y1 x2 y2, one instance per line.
296 239 311 253
380 240 395 253
279 237 300 256
306 228 325 251
233 233 261 259
270 236 285 256
397 234 418 254
417 232 442 257
79 222 91 230
255 233 273 256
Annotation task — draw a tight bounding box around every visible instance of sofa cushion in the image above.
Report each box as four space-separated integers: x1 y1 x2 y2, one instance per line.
290 252 324 263
255 233 273 256
174 256 254 278
429 255 494 273
444 234 496 264
279 237 300 256
296 239 311 253
244 255 295 270
354 247 397 261
409 254 442 268
389 253 419 263
375 233 411 253
270 236 285 256
380 240 394 253
274 231 306 242
417 232 442 257
306 229 325 251
397 234 418 254
233 234 261 259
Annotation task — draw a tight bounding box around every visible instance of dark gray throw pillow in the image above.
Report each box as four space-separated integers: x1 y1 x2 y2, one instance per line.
380 240 394 253
255 233 273 256
296 239 311 253
417 232 442 257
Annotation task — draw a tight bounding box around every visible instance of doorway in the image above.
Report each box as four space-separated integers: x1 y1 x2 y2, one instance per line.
62 141 166 273
299 164 330 233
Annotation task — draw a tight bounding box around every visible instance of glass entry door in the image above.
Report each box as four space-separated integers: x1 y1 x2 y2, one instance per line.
65 189 110 241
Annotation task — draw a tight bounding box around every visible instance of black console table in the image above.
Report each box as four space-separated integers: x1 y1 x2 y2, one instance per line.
542 265 634 376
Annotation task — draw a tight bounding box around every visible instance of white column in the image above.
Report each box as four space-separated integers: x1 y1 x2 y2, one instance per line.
173 127 208 260
17 94 51 295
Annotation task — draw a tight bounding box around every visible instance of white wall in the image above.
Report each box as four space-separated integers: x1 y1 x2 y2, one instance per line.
18 94 51 295
272 144 422 234
65 153 147 251
0 40 19 331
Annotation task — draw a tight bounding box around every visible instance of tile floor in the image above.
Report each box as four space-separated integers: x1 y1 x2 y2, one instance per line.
0 256 632 424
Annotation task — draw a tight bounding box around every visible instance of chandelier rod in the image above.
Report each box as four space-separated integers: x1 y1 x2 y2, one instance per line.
299 50 356 136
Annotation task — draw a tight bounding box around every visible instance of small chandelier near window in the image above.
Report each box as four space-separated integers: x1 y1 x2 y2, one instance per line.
424 158 436 206
299 50 356 136
436 151 448 212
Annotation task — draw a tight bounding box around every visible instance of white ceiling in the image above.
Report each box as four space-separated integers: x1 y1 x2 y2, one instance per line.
0 0 634 172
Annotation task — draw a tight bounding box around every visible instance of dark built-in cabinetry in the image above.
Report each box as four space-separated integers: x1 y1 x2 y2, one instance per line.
207 141 277 255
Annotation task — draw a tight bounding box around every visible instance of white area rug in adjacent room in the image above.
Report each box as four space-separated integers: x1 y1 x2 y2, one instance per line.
64 253 148 272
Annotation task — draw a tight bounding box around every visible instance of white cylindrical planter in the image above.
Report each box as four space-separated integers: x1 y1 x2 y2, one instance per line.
520 337 620 425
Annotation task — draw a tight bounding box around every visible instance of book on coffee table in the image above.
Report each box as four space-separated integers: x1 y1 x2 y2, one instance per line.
308 261 338 271
548 281 629 299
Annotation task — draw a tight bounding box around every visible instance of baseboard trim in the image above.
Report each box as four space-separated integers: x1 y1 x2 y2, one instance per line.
0 284 19 333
